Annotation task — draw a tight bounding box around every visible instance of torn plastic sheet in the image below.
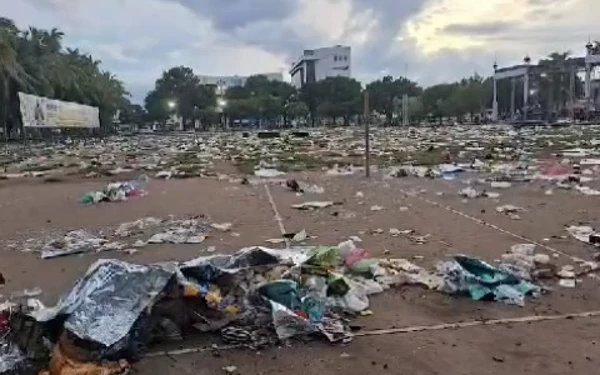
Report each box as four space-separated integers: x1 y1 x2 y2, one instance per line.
32 259 178 350
437 255 540 307
147 222 210 245
260 281 349 342
180 247 310 281
566 225 597 244
41 230 125 259
0 340 27 374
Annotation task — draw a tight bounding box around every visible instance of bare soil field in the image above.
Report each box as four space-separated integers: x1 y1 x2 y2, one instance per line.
2 126 600 374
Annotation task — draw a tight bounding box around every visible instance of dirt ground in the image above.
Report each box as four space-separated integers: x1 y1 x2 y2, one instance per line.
2 164 600 374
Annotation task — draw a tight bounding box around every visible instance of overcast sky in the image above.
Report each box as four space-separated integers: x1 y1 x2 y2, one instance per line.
1 0 598 102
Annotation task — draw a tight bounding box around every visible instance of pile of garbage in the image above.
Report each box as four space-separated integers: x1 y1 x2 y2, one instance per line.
80 176 148 205
1 238 568 374
41 230 125 259
33 217 222 260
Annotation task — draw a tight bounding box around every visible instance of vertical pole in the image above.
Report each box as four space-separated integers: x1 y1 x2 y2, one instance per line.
364 90 370 178
523 69 529 121
402 94 409 126
570 66 575 120
492 77 498 122
585 63 592 119
510 78 516 120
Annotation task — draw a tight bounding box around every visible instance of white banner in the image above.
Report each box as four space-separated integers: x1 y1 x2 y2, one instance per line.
18 92 100 128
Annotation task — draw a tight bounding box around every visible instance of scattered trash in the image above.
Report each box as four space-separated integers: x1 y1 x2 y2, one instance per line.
41 230 124 259
80 176 147 205
255 169 285 178
370 205 384 212
559 279 576 288
491 181 512 189
10 287 42 299
211 223 233 232
293 229 308 243
460 187 480 199
566 225 598 245
292 201 335 210
437 255 540 306
115 217 163 237
303 184 325 194
496 205 524 215
286 179 302 193
148 219 209 244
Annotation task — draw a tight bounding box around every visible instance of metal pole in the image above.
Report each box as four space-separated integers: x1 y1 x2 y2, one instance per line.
570 66 575 121
523 68 529 121
510 78 516 120
364 90 370 178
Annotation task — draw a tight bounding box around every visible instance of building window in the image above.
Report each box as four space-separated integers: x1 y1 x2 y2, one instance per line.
334 56 338 61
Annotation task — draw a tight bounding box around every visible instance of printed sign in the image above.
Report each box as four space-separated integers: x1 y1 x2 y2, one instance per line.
18 92 100 128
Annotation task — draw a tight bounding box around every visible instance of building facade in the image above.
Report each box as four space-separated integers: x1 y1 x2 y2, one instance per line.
290 45 351 88
198 73 283 95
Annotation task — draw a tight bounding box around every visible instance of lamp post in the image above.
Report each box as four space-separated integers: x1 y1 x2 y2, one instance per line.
217 98 228 130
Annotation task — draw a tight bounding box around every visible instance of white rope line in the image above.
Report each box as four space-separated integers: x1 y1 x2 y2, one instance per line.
355 310 600 337
264 183 287 235
400 189 583 262
145 311 600 358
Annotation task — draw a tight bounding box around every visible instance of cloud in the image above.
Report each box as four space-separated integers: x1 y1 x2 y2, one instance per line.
168 0 298 31
442 21 518 36
0 0 598 103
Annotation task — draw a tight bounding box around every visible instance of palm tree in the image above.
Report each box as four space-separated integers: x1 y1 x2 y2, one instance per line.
0 30 31 136
539 51 572 118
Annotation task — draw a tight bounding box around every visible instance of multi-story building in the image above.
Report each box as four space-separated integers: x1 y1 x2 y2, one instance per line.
290 45 351 88
198 73 284 95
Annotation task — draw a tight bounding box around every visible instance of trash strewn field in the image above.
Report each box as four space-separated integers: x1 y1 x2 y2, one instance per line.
1 125 600 375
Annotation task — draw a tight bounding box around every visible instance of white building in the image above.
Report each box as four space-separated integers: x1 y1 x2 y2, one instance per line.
290 45 351 88
198 73 283 95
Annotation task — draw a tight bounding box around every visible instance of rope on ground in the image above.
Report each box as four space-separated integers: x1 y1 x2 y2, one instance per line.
399 189 583 262
355 310 600 337
264 183 287 235
145 311 600 358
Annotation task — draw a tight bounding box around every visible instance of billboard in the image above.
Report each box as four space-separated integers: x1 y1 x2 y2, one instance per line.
18 92 100 128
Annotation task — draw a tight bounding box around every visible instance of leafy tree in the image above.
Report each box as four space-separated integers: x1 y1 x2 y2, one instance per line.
406 97 425 123
119 103 145 126
299 83 321 126
144 89 169 126
314 76 362 125
421 83 458 124
223 75 296 127
0 18 129 136
366 75 421 125
285 100 309 124
536 51 583 119
147 66 216 128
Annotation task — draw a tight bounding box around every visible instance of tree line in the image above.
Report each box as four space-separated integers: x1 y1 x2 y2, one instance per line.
145 48 592 129
0 18 129 137
1 17 596 136
143 66 495 129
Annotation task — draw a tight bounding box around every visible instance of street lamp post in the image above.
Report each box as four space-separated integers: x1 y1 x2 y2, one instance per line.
217 98 228 131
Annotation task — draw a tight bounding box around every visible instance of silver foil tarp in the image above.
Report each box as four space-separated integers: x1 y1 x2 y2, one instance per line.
32 259 177 348
31 247 310 351
0 339 26 374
